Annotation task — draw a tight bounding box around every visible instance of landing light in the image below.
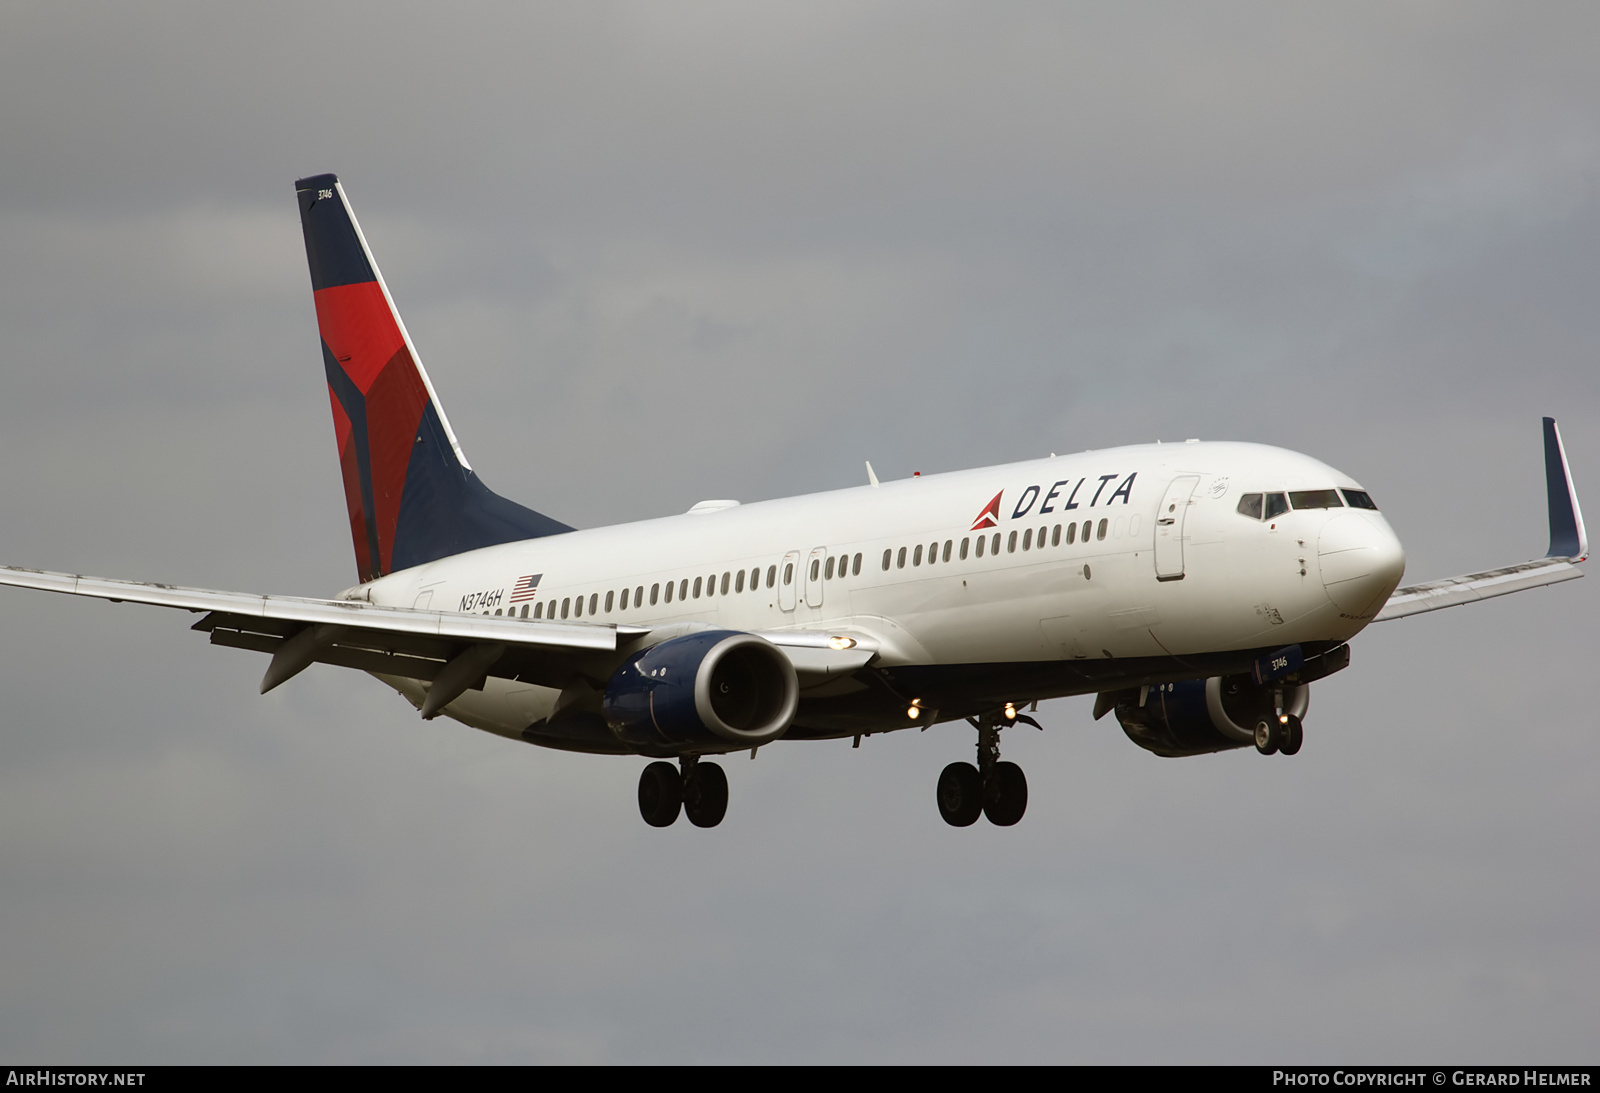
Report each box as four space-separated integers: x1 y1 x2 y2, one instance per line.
828 635 856 650
1003 702 1017 720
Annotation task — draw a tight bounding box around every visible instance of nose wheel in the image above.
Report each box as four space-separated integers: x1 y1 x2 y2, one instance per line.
1254 713 1304 756
937 713 1030 827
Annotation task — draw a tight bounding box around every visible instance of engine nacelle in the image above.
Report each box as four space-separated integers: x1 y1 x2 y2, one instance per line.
1112 675 1310 758
604 630 799 753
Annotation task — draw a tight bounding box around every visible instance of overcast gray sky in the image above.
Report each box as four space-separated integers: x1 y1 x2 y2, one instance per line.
0 2 1595 1063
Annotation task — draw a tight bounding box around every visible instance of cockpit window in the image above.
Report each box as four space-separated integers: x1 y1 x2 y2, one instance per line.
1236 493 1263 519
1289 489 1344 510
1263 492 1290 520
1341 489 1379 511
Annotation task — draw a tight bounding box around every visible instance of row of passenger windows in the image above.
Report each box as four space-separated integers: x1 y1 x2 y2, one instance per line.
481 517 1125 621
531 563 787 620
1235 488 1379 520
881 518 1118 572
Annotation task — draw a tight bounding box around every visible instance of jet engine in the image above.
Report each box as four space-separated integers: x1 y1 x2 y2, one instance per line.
1109 674 1311 758
604 630 799 753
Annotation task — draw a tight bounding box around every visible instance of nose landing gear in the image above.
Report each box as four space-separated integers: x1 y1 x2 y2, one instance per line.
1254 710 1305 756
937 711 1031 827
637 756 729 828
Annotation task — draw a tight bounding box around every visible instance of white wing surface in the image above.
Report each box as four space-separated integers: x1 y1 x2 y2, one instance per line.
1374 417 1586 622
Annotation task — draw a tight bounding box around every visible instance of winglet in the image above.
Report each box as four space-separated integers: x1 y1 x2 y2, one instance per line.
1543 417 1587 560
865 461 880 488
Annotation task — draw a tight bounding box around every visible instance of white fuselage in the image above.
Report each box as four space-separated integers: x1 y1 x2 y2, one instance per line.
357 439 1406 743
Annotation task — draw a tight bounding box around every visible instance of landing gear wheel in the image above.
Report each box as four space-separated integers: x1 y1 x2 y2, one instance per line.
1254 719 1280 755
984 761 1028 827
937 762 983 827
683 761 729 828
1279 714 1304 756
638 761 682 827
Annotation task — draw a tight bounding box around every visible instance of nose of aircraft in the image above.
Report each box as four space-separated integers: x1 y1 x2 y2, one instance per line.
1318 512 1406 617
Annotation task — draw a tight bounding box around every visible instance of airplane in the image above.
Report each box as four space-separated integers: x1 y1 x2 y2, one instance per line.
0 173 1587 830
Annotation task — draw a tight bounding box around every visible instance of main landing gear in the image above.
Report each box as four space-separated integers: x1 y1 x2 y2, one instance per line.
638 756 729 828
937 708 1033 827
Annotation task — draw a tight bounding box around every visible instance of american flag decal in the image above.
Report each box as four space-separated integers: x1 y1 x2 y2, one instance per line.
509 573 543 603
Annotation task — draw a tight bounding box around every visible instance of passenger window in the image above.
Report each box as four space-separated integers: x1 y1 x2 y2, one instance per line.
574 596 583 617
1052 524 1061 546
913 544 923 566
1067 522 1077 544
897 547 907 569
960 538 970 560
720 572 729 595
679 579 689 600
664 581 674 603
650 583 660 605
809 560 819 582
1289 489 1344 510
535 602 544 618
942 540 952 563
975 535 985 558
989 533 1000 555
1237 493 1264 519
494 608 502 616
767 565 777 588
929 541 938 564
853 553 862 576
750 567 760 589
589 593 598 615
783 563 793 586
1022 528 1032 551
1342 489 1379 511
1096 518 1107 541
1264 493 1290 520
882 549 891 571
605 590 614 613
1081 521 1091 542
636 585 644 606
825 556 835 580
693 577 703 598
735 569 745 593
1038 525 1046 548
620 588 630 610
1007 531 1017 553
561 597 570 619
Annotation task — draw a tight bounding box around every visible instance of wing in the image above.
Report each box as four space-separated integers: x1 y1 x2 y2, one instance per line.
0 565 882 717
1374 417 1587 622
0 564 650 715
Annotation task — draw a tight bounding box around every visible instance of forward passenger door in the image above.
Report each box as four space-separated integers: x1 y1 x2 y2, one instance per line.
1154 475 1200 581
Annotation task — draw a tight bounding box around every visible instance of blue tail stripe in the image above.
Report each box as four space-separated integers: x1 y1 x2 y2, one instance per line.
296 176 376 292
390 401 574 572
322 342 383 573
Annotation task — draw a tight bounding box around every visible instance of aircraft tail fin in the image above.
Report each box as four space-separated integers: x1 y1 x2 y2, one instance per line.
294 174 571 583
